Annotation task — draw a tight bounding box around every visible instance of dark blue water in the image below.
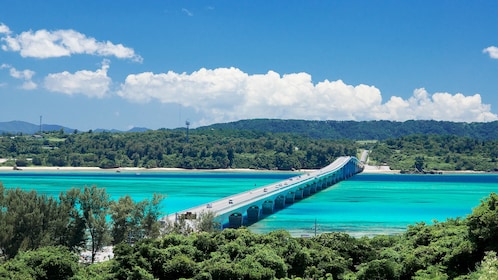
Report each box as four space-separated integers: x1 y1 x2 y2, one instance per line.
1 171 497 236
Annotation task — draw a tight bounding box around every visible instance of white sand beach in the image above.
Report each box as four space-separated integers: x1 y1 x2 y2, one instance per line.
362 165 399 173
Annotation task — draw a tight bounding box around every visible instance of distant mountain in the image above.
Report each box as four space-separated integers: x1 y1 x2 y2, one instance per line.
0 121 151 135
198 119 498 140
4 119 498 140
0 120 76 135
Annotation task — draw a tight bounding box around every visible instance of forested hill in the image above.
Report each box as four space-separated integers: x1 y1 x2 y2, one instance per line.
199 119 498 140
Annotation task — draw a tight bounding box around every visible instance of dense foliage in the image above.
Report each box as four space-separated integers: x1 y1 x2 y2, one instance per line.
368 134 498 171
1 192 498 279
3 119 498 141
3 119 498 171
202 119 498 140
0 129 356 170
0 184 164 264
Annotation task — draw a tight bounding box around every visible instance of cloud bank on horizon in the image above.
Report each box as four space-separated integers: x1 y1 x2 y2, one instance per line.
1 21 498 128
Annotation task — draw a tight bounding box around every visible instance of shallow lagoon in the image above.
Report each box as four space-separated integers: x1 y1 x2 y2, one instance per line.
1 171 496 237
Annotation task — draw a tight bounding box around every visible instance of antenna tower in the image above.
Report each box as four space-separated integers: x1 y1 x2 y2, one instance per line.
39 115 42 134
185 120 190 143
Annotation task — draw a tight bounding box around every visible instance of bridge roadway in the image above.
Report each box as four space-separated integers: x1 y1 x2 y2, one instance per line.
163 156 364 229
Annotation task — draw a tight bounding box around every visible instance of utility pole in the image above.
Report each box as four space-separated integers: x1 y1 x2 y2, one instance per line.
39 115 42 134
185 120 190 143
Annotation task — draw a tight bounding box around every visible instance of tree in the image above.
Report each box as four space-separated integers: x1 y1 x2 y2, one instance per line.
414 156 425 172
468 251 498 279
110 193 165 245
0 246 79 280
79 186 111 263
57 188 86 250
195 211 221 233
110 195 136 245
141 193 165 239
0 188 51 259
356 259 399 280
468 192 498 254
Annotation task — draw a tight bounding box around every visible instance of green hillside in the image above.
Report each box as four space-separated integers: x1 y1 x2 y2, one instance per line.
200 119 498 140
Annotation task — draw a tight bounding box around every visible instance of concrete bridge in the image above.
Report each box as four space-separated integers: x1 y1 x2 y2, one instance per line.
164 156 364 229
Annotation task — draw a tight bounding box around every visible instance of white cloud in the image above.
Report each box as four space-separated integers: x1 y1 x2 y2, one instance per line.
0 23 142 62
182 8 193 16
380 88 497 122
0 23 11 34
44 60 111 98
483 46 498 59
9 67 35 80
21 80 37 90
1 64 37 90
117 67 498 126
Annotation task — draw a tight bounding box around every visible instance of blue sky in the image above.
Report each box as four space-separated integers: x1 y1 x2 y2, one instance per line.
1 1 498 131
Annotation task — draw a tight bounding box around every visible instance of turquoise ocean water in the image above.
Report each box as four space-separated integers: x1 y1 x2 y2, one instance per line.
1 170 497 237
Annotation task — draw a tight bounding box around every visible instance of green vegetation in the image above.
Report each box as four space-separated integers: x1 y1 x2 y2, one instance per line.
368 134 498 171
0 129 356 170
2 187 498 279
0 183 164 264
201 119 498 140
3 120 498 171
3 120 498 278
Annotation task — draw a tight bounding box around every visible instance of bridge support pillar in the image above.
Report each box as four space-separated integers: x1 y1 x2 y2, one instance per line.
247 206 260 223
310 183 317 194
275 195 286 209
303 186 311 197
285 192 295 204
295 188 304 200
228 213 243 228
325 177 332 188
262 200 274 214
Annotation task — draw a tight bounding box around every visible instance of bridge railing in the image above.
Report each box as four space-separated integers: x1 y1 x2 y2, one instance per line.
163 156 363 226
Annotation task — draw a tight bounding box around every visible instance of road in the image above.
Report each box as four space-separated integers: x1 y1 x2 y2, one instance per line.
162 156 353 224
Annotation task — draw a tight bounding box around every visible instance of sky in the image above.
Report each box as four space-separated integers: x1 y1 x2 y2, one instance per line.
1 1 498 131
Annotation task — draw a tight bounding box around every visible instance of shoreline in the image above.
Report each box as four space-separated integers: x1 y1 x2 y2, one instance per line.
0 165 490 174
0 166 306 173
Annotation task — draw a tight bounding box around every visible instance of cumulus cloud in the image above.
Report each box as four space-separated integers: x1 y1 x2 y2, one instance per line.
483 46 498 59
379 88 497 122
0 23 142 62
0 23 11 34
1 63 37 90
117 67 498 125
44 59 111 98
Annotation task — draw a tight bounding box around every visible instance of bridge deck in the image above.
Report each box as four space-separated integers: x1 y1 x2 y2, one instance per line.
163 156 360 228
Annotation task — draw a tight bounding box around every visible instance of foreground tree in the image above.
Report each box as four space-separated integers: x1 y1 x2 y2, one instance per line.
0 246 78 280
57 188 86 250
195 210 221 233
110 195 136 245
110 193 165 245
0 183 167 261
468 192 498 255
79 185 111 263
0 185 62 259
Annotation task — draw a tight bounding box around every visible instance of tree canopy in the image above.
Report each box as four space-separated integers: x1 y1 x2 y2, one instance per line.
2 187 498 279
0 183 164 264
